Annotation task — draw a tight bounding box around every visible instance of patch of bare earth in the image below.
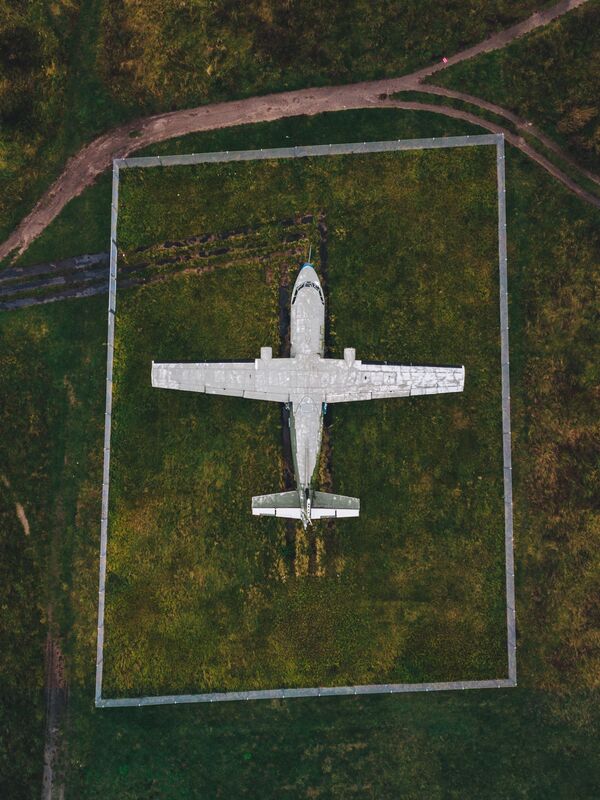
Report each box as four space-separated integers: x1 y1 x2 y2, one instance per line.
15 501 30 536
1 473 31 535
41 629 68 800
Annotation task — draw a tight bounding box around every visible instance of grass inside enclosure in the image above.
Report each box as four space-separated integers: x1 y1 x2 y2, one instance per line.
102 144 506 696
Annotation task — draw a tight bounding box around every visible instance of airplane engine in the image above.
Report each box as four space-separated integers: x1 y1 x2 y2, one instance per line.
344 347 356 366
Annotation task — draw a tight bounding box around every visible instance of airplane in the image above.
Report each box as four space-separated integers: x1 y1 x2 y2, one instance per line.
151 258 465 528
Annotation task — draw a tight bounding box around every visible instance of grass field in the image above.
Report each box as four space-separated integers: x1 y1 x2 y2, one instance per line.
431 0 600 171
0 295 107 797
1 1 545 245
1 108 598 798
99 143 506 696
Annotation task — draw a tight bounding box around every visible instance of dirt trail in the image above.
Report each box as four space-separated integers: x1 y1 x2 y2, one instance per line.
406 0 588 83
0 0 594 263
41 632 67 800
404 84 600 189
387 99 600 208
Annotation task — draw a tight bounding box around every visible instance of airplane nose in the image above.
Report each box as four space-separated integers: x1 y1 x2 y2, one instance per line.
297 265 319 284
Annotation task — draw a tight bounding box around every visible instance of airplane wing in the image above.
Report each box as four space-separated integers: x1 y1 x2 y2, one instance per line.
152 355 464 404
151 357 292 402
320 361 465 403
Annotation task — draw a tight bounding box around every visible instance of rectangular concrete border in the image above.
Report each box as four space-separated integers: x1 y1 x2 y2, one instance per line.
95 134 516 707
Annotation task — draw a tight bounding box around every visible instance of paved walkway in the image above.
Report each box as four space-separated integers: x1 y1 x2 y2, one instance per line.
0 0 594 262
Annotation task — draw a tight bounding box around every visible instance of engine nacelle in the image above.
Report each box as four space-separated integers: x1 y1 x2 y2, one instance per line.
260 346 273 361
344 347 356 366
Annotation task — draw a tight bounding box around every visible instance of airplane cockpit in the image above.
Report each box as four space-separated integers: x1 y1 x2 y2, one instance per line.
291 280 325 305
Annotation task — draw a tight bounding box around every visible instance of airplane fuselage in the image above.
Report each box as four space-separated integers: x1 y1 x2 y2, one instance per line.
289 264 326 522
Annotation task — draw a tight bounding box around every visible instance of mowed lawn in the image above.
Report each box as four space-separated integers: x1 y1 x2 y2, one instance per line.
102 144 506 696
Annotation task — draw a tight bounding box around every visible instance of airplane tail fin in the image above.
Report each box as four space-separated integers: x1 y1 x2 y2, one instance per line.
252 490 360 520
252 491 302 519
311 491 360 519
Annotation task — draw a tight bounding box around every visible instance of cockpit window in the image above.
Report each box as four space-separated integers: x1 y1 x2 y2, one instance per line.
292 281 324 305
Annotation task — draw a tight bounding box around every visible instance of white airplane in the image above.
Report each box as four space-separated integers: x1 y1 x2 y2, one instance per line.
151 259 464 528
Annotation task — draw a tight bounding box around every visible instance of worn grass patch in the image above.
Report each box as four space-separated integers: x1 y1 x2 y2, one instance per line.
101 144 506 696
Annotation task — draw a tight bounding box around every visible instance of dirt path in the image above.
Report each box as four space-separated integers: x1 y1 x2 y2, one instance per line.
401 84 600 189
41 631 67 800
388 99 600 208
406 0 589 83
0 0 594 263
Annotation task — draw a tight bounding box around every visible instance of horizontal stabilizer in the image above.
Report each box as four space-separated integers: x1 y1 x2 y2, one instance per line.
312 491 360 519
252 491 302 519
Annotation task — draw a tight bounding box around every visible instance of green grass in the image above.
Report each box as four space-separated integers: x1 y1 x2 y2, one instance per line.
0 296 107 799
1 107 598 797
63 688 600 799
105 265 283 694
13 172 113 269
97 0 545 109
14 108 485 267
391 90 600 200
2 1 545 246
430 0 600 172
100 144 505 695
